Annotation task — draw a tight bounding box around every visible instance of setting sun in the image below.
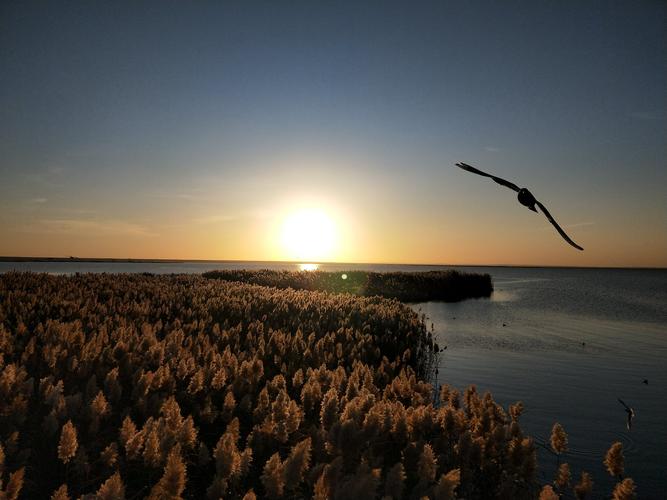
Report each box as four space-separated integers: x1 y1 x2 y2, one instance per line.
280 209 338 262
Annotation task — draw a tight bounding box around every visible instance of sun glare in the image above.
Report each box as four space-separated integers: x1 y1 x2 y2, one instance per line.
299 263 319 271
281 209 337 262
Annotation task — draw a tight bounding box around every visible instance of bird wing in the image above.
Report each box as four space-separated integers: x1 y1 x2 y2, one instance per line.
455 162 521 192
617 398 630 411
535 201 584 251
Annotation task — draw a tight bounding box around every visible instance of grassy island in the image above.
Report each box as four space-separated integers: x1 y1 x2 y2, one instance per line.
202 269 493 302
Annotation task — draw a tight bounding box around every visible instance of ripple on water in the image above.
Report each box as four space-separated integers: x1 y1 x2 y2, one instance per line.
533 430 638 460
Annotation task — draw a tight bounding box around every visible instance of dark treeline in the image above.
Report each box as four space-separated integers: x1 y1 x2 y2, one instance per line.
202 270 493 302
0 273 633 499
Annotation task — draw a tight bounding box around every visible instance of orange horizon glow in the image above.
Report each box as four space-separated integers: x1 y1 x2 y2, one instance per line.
2 222 666 269
2 157 666 269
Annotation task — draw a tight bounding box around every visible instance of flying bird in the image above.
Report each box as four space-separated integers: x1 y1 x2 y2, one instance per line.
455 162 584 250
617 398 635 430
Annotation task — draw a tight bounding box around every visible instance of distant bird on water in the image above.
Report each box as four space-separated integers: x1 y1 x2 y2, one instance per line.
455 162 584 250
617 398 635 430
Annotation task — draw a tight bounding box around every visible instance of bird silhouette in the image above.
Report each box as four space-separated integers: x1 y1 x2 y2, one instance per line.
455 162 584 250
617 398 635 430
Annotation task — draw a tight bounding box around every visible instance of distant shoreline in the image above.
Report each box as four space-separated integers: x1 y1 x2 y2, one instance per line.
0 256 665 270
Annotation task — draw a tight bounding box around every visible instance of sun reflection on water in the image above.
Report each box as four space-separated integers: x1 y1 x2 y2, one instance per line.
299 263 319 271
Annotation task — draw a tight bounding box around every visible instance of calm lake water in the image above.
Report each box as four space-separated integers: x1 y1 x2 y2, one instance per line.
2 261 666 497
416 267 667 499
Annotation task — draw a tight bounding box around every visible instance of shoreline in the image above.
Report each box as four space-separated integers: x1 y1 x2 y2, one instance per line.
0 256 665 271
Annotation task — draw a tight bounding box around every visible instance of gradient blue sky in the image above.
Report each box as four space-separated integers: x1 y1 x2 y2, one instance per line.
1 1 666 266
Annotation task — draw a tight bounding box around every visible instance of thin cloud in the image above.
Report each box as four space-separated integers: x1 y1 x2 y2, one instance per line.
29 198 48 204
148 189 207 201
23 218 158 237
57 207 97 215
22 168 65 187
564 221 595 229
22 173 46 183
193 214 238 224
192 209 274 225
629 111 659 121
148 192 185 199
245 209 274 220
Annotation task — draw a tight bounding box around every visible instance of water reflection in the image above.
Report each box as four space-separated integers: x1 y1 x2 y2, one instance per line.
489 289 517 302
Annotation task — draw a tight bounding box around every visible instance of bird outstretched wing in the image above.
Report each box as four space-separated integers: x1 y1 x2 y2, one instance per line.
535 201 584 251
455 162 521 192
617 398 631 411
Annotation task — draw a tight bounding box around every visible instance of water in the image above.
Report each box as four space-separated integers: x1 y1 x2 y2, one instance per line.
416 267 667 499
2 261 666 497
0 260 454 275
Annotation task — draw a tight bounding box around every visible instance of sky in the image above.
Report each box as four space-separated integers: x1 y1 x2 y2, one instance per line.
1 1 666 267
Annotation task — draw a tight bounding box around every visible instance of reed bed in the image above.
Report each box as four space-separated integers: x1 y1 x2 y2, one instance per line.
202 269 493 302
0 273 631 499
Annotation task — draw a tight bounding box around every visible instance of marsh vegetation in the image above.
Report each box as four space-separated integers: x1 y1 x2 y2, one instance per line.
0 273 633 498
202 269 493 303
